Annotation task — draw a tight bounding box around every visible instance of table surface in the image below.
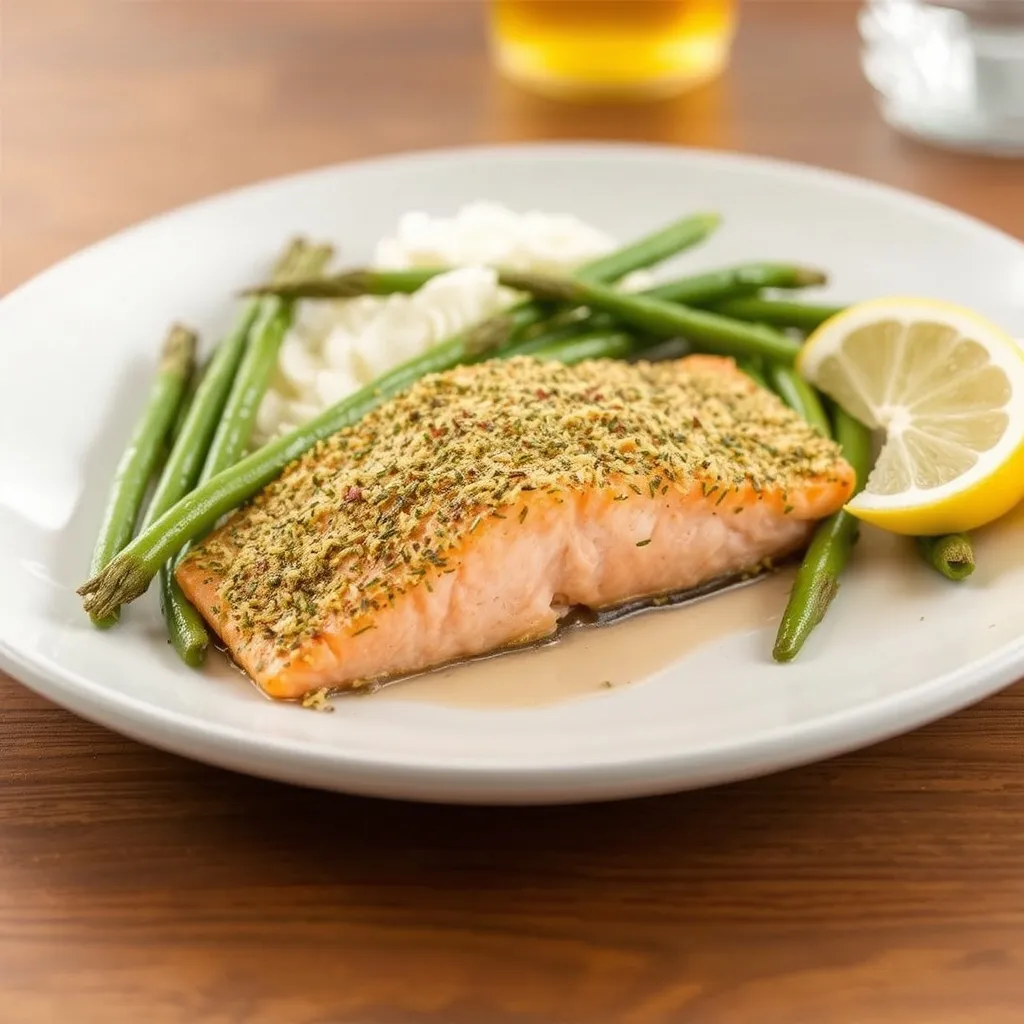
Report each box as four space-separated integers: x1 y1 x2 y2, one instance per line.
4 2 1024 1021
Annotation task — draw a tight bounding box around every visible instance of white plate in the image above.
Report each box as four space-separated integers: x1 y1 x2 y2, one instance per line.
2 143 1024 804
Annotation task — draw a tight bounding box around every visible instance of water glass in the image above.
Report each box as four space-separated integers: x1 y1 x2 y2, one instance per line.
860 0 1024 155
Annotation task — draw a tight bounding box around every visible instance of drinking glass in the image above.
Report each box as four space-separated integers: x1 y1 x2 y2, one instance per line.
860 0 1024 155
490 0 737 101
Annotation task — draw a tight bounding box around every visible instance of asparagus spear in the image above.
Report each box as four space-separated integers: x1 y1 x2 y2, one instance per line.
336 259 828 311
257 268 802 366
772 407 873 662
203 242 335 480
711 296 844 332
87 325 196 628
247 213 723 350
241 266 446 300
245 216 722 307
916 534 975 582
162 240 334 666
151 239 309 665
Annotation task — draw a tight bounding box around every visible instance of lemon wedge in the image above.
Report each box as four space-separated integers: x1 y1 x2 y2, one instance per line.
797 296 1024 536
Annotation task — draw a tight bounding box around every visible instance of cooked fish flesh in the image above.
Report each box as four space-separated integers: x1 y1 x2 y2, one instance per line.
177 355 856 698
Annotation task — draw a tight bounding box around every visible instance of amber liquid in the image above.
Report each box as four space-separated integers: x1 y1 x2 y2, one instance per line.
491 0 737 100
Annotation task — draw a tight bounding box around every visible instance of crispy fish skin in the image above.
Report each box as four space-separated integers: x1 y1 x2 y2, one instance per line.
178 356 855 698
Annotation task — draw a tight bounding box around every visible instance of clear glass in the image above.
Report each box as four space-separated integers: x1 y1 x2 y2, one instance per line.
859 1 1024 155
490 0 737 101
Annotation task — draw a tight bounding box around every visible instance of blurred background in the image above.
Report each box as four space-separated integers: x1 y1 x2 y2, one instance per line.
4 0 1022 291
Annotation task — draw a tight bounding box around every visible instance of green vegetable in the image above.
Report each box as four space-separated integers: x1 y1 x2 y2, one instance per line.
154 238 313 665
506 263 828 356
528 330 640 365
87 325 196 628
76 327 578 621
450 211 723 353
576 212 723 281
765 363 831 436
646 264 828 305
494 271 803 365
79 215 731 620
169 353 208 446
202 242 334 481
259 267 803 367
251 215 723 304
736 357 768 389
159 572 209 668
773 407 874 662
501 318 598 358
142 317 259 528
711 296 844 332
249 212 723 351
916 533 975 582
238 266 447 300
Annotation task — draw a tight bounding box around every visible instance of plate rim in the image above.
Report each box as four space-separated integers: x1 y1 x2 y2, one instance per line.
4 140 1022 307
4 630 1024 802
3 140 1024 802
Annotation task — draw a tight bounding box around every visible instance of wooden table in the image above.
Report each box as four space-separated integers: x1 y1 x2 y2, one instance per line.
4 3 1024 1021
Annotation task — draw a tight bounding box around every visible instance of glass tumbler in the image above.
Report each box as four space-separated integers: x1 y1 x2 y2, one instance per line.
860 0 1024 155
490 0 738 101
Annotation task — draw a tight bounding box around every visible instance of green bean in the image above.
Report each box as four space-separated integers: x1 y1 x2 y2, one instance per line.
492 271 803 364
916 534 975 582
528 330 640 365
773 407 873 662
506 263 829 356
736 357 768 389
87 325 196 628
574 212 721 283
502 319 596 358
169 353 208 445
158 572 209 667
765 363 832 436
458 213 723 352
711 296 844 332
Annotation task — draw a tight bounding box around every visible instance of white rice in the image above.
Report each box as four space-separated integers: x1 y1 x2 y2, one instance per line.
252 201 647 445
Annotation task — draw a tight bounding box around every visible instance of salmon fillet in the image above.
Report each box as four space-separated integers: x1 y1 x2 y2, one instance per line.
178 355 855 698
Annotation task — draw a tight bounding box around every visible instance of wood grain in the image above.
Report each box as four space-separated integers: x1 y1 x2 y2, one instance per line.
3 2 1024 1021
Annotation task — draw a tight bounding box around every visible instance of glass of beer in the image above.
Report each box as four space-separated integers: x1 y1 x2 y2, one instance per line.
490 0 738 101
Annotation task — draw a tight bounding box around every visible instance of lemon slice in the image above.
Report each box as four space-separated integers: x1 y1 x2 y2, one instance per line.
797 296 1024 536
